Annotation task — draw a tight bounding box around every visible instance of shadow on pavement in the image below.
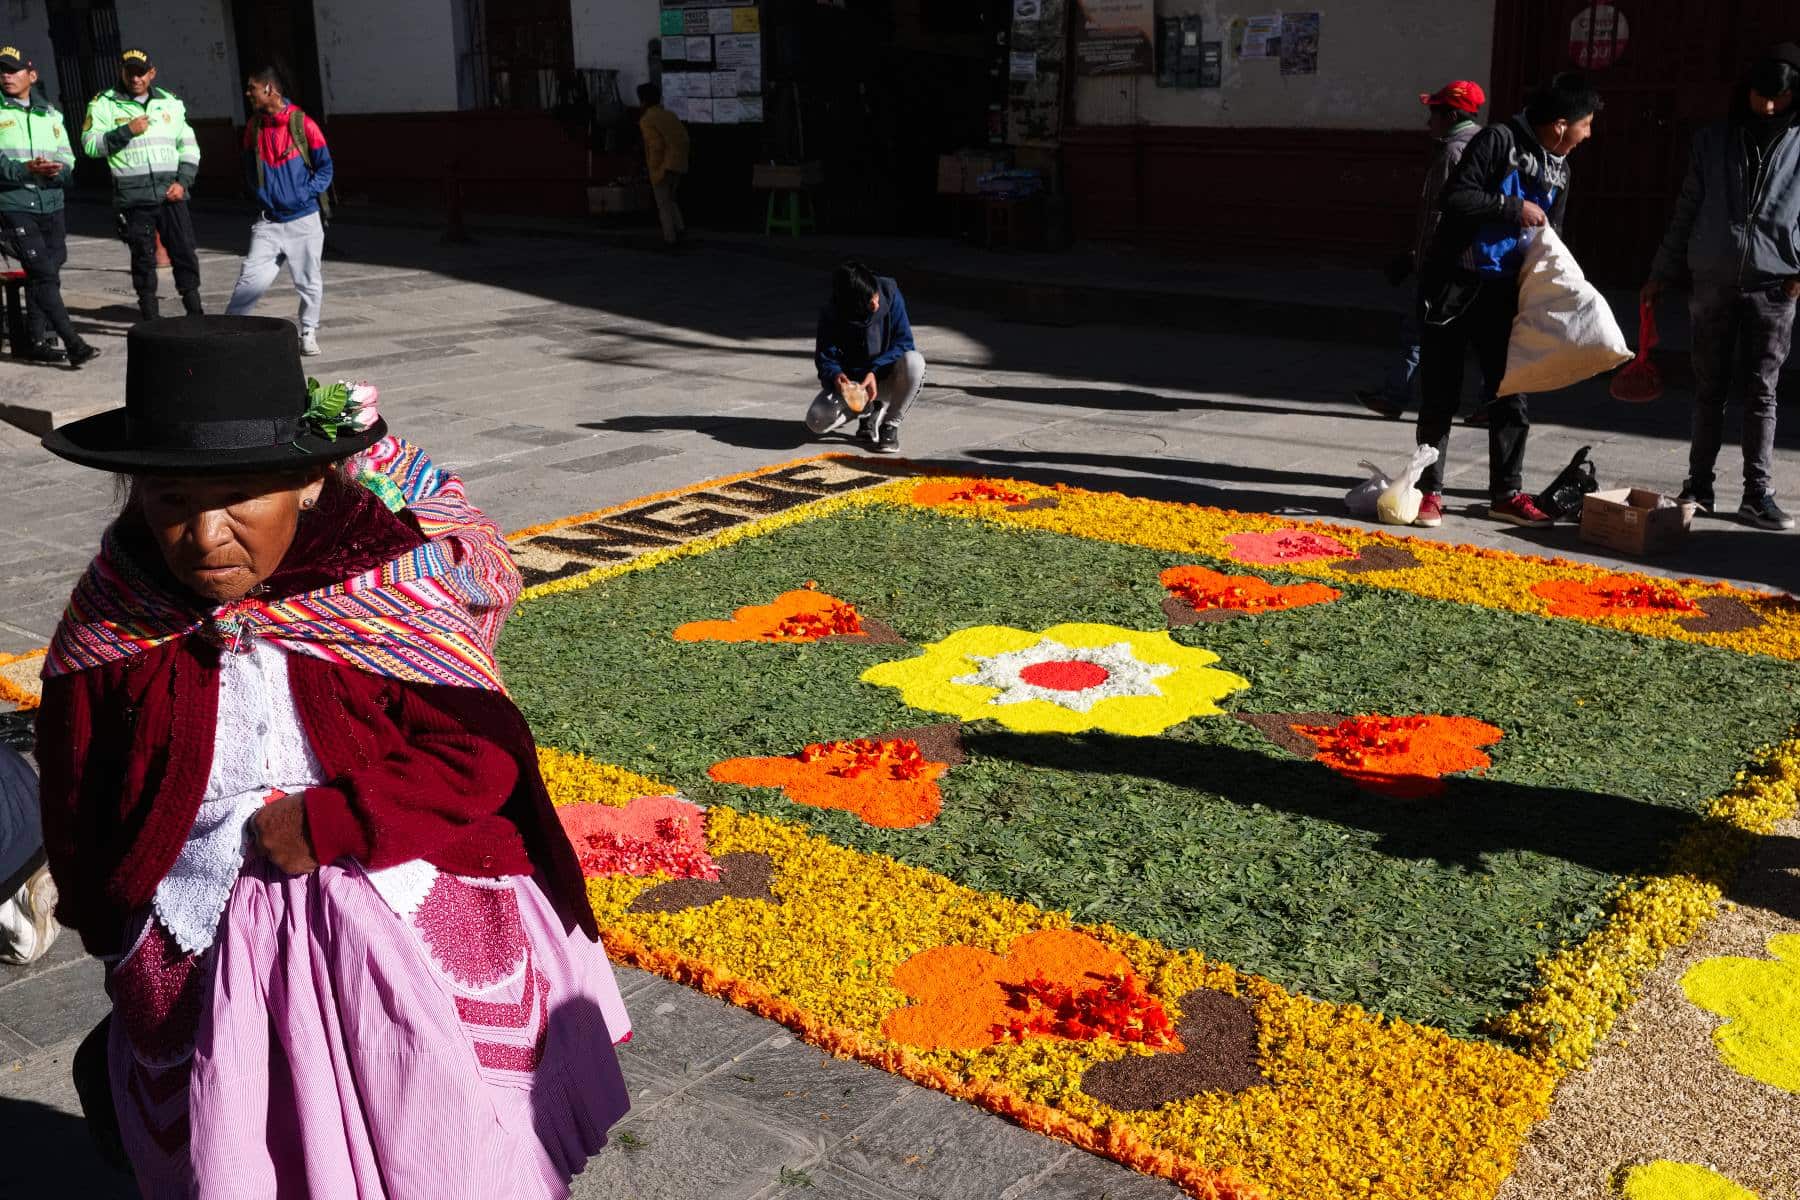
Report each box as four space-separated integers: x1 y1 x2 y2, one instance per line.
968 447 1365 493
580 415 819 452
1488 517 1800 595
0 1098 137 1199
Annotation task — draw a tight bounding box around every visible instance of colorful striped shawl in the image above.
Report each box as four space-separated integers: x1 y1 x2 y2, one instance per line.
43 437 520 693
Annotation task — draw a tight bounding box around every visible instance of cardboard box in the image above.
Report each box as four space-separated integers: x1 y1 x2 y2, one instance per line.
751 161 824 190
1579 488 1692 555
586 184 654 215
935 152 1010 195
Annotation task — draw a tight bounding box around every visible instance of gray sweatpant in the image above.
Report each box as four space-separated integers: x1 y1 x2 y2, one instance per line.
226 212 325 332
1688 281 1796 496
805 349 926 434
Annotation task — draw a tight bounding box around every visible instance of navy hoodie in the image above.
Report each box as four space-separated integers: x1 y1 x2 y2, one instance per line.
815 276 915 387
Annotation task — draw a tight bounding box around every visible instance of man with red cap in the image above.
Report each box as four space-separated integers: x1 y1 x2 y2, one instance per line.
1355 80 1487 419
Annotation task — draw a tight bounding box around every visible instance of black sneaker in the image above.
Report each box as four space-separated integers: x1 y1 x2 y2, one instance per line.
858 401 887 447
1739 492 1795 531
1353 389 1405 419
1677 480 1714 513
20 341 66 364
875 424 901 455
65 341 101 369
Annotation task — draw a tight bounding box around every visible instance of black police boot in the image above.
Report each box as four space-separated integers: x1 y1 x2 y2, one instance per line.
22 340 67 364
65 340 102 368
180 289 204 316
137 295 159 321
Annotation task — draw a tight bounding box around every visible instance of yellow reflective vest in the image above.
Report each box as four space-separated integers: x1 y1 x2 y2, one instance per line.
82 86 198 208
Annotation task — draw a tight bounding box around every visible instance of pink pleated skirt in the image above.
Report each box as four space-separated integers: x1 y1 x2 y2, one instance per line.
107 858 632 1199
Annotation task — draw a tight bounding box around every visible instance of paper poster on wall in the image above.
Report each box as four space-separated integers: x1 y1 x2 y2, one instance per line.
707 8 736 33
686 36 714 62
683 8 710 33
1009 51 1037 80
713 33 760 68
713 97 746 123
740 97 764 121
1279 11 1319 75
710 69 739 97
732 6 760 31
1200 41 1222 86
1239 14 1279 59
661 36 688 61
1012 0 1041 22
659 10 684 35
737 64 763 93
687 98 716 123
1074 0 1154 75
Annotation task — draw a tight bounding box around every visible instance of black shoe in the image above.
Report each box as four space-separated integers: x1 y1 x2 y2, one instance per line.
857 400 888 447
65 341 101 369
874 424 901 455
1353 389 1405 419
1677 480 1714 514
180 289 204 316
137 296 159 321
19 341 66 364
1739 492 1795 531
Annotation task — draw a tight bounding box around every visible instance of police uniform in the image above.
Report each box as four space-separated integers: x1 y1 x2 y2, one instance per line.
0 45 96 365
82 48 202 319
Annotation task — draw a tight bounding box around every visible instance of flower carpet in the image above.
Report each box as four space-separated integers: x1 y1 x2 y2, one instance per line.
10 456 1800 1198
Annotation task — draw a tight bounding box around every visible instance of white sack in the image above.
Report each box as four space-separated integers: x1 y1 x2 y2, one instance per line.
1375 444 1439 526
1345 459 1392 517
1497 225 1632 396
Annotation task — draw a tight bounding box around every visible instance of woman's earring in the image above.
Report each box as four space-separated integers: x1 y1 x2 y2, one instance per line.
301 497 316 510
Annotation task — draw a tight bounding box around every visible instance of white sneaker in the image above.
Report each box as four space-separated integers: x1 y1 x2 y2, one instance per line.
0 864 60 966
299 328 321 356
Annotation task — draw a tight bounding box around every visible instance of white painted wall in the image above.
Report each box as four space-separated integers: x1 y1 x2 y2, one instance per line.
114 0 240 120
1075 1 1494 129
7 0 62 116
314 0 460 114
571 0 659 99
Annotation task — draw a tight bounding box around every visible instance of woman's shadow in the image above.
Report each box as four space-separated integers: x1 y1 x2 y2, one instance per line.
0 1098 136 1199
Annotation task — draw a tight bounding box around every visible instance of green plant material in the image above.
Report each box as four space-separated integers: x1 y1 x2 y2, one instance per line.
778 1166 814 1188
502 505 1800 1037
615 1131 648 1150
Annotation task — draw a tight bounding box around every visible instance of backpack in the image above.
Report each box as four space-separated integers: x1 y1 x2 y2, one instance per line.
255 107 333 222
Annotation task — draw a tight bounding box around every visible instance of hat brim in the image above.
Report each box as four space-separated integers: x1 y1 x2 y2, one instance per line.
41 408 388 476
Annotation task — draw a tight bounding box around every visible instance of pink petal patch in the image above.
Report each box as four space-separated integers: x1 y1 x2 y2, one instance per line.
1224 530 1356 566
556 794 719 880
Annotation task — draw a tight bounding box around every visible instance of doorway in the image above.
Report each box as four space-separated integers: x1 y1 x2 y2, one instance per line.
43 0 121 186
229 0 324 117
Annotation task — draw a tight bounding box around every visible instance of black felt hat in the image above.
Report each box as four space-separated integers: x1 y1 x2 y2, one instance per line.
41 316 386 475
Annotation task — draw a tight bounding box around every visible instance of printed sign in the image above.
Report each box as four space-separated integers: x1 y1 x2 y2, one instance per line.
1074 0 1154 75
1569 3 1629 70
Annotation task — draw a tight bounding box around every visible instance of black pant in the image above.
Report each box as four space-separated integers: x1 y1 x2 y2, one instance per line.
0 209 79 349
1687 281 1795 496
121 199 201 302
1416 272 1529 500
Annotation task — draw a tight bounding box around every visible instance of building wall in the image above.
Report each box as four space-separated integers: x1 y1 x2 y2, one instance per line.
11 0 61 117
571 0 658 99
313 0 461 114
114 0 240 121
1075 0 1495 130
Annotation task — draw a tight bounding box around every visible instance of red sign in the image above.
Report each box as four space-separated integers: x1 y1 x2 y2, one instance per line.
1569 3 1629 70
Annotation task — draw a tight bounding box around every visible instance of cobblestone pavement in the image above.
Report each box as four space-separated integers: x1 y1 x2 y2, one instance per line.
2 210 1795 1199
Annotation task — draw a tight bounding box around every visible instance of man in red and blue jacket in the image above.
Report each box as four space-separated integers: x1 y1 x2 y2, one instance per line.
224 66 333 356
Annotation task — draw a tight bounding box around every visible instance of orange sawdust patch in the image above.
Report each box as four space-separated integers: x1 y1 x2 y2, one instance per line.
882 929 1181 1052
1160 565 1341 613
673 587 866 643
1294 714 1504 799
709 737 949 828
1531 575 1703 619
911 478 1029 507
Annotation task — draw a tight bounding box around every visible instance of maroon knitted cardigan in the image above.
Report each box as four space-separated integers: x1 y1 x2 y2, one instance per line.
34 481 598 957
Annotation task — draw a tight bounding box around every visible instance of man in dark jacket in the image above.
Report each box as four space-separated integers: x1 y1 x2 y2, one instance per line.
1412 72 1601 529
1356 80 1487 419
806 261 925 455
1643 45 1800 531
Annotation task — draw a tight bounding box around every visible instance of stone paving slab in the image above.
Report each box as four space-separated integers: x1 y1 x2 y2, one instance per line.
1 211 1796 1198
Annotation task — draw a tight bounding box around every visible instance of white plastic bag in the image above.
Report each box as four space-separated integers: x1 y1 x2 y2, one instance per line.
1345 460 1392 517
1497 226 1632 396
1375 444 1439 526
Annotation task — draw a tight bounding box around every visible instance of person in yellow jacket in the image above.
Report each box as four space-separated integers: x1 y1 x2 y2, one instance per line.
638 82 689 247
82 49 202 320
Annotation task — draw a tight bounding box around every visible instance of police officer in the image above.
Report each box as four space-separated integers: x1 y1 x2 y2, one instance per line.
83 48 202 320
0 45 98 366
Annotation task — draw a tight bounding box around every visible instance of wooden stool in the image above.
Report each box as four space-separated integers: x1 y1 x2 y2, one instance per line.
0 270 28 357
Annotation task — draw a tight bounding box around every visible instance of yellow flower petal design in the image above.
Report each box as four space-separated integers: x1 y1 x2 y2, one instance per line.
1679 933 1800 1094
860 622 1249 737
1616 1161 1762 1200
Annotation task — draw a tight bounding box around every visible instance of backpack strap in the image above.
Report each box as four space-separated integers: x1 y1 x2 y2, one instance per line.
284 108 331 222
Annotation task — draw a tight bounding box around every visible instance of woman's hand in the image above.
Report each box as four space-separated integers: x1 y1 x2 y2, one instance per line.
252 793 320 875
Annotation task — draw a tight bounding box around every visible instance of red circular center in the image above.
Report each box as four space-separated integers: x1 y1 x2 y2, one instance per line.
1018 660 1111 691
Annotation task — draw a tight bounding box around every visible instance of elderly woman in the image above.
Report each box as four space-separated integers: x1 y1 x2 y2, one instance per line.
34 316 630 1197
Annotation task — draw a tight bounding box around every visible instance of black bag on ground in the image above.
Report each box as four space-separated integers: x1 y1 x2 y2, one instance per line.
1535 445 1600 519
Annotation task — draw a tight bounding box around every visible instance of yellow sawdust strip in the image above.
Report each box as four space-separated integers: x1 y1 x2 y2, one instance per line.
0 650 44 711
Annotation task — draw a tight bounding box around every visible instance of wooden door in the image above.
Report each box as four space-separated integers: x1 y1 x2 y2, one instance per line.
1490 0 1796 283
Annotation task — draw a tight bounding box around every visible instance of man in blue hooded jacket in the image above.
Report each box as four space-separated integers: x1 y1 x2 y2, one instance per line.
805 261 925 455
1643 44 1800 532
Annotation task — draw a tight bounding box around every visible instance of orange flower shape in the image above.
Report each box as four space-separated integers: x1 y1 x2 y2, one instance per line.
674 588 867 643
1160 565 1341 614
911 478 1029 507
709 737 949 828
882 929 1178 1052
1295 714 1503 798
1531 575 1702 619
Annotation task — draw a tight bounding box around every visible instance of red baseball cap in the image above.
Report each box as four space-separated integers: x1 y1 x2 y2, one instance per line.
1420 80 1486 114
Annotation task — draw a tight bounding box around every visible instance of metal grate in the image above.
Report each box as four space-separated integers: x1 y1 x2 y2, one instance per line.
44 0 120 125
